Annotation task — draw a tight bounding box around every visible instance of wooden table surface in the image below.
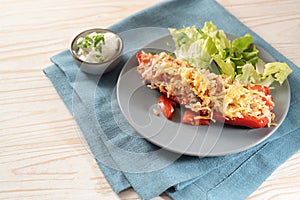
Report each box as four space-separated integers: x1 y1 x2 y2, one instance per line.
1 0 299 199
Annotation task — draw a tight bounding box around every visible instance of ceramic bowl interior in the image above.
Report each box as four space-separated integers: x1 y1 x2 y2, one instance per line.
70 28 123 75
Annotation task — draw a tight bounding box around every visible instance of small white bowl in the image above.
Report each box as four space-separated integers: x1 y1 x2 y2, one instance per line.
70 28 123 75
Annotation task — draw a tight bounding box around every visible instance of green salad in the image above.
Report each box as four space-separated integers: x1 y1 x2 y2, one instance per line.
169 22 292 86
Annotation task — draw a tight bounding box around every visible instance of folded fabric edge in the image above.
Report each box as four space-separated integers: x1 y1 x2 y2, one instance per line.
167 128 300 200
43 65 132 194
172 143 264 191
206 127 300 200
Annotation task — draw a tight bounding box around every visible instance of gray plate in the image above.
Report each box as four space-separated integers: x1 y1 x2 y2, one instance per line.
116 35 290 157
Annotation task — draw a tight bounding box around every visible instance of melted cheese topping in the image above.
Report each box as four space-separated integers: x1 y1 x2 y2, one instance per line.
220 80 275 125
137 52 275 126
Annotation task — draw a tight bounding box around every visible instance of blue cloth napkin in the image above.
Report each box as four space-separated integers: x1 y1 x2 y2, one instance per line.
44 0 300 199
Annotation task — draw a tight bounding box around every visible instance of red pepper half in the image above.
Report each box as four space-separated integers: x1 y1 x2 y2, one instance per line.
212 84 274 128
158 95 175 119
181 110 210 126
213 112 269 128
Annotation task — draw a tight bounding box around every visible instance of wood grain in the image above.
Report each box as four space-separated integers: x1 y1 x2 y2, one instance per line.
0 0 299 199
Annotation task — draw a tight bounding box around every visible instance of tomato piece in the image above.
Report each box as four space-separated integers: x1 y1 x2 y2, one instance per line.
181 110 210 126
249 85 270 95
136 52 154 65
158 95 175 119
213 112 269 128
136 52 143 65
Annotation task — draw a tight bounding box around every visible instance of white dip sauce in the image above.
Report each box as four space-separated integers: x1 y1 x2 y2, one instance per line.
76 32 120 63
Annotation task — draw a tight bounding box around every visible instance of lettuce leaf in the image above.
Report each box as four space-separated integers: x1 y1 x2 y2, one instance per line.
169 22 292 86
232 34 253 51
263 62 292 85
235 62 292 86
235 63 261 84
212 54 235 78
229 34 259 73
169 22 230 69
